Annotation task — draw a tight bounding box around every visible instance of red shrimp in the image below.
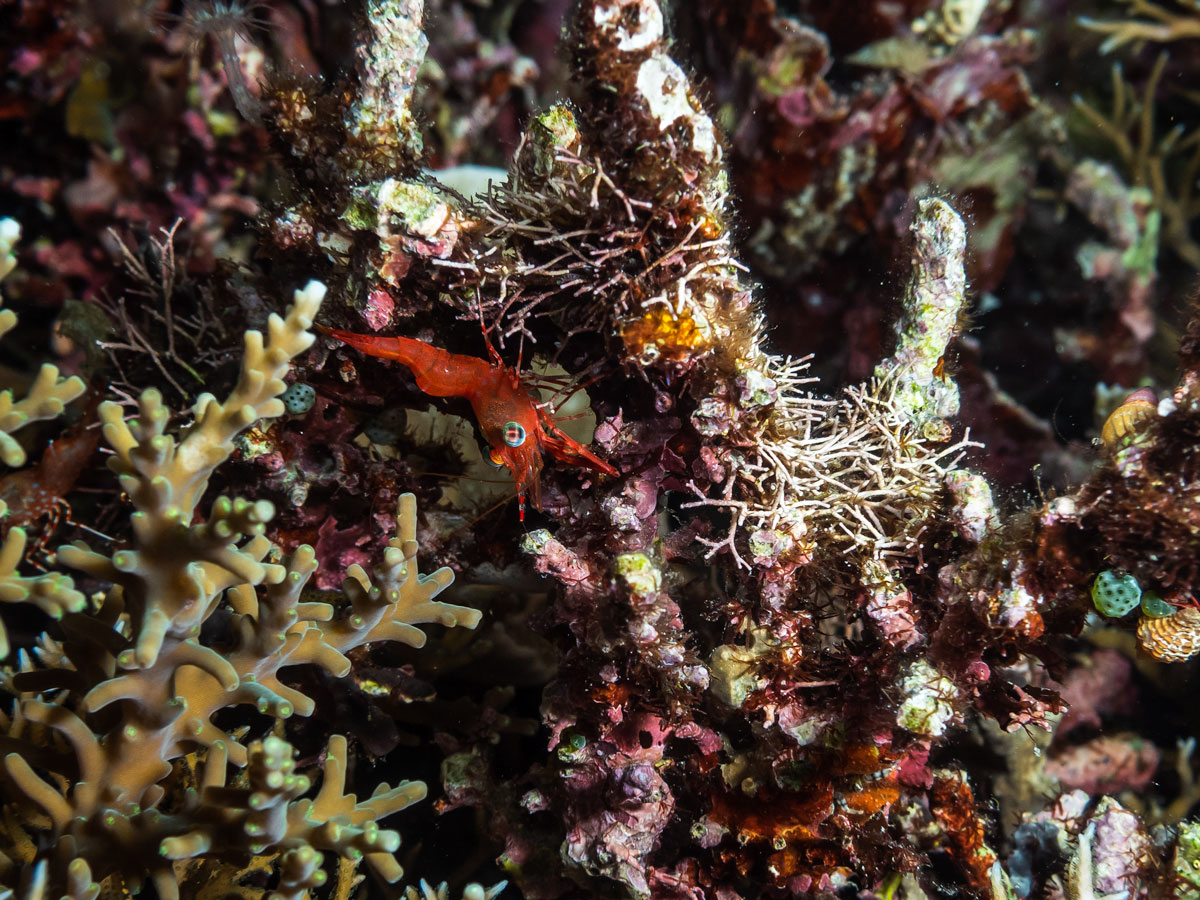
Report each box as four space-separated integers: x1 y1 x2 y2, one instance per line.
316 325 618 520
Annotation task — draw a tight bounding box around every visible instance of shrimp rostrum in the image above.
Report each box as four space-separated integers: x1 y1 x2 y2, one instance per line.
317 325 618 520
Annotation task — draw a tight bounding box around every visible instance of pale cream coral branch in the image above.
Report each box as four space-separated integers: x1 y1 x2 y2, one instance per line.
331 492 481 652
1081 0 1200 53
58 281 326 670
0 218 89 657
100 279 325 523
159 733 424 898
300 734 425 884
7 488 484 895
0 218 17 288
0 218 86 469
59 491 282 670
0 526 85 657
403 878 508 900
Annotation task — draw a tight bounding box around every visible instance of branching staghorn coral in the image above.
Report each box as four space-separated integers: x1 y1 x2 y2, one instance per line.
0 281 483 898
59 290 325 671
402 879 508 900
0 217 88 660
1081 0 1200 52
0 219 86 471
1073 53 1200 268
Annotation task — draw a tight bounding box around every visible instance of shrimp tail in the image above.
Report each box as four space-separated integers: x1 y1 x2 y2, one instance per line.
315 323 432 365
317 323 493 399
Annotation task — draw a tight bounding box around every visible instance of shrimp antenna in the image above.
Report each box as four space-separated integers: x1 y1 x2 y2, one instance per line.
408 470 513 486
536 358 612 409
472 289 506 368
445 491 521 540
71 521 115 542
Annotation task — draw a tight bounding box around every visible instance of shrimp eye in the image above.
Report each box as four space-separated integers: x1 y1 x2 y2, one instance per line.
489 449 505 467
503 421 526 447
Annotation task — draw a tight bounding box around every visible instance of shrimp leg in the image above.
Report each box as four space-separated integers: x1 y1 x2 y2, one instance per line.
537 410 619 477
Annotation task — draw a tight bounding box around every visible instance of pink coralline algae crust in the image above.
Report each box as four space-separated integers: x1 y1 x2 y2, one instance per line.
1045 735 1160 796
363 288 397 331
558 715 697 897
1087 800 1155 897
312 517 375 591
1054 649 1137 735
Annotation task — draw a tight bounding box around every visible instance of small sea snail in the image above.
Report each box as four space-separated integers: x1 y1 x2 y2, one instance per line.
1140 590 1176 619
1091 570 1141 617
1138 606 1200 662
1100 388 1156 447
281 382 316 416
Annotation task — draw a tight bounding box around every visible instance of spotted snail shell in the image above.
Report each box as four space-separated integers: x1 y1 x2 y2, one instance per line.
1101 388 1157 447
